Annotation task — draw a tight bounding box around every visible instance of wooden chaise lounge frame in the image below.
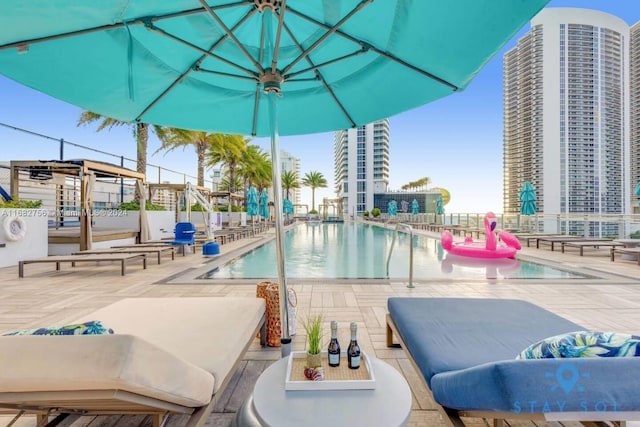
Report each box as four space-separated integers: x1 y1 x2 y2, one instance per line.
0 297 267 427
386 306 633 427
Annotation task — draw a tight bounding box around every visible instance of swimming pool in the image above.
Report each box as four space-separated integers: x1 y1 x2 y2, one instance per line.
203 222 588 280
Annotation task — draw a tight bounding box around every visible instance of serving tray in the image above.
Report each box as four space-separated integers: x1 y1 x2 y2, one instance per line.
284 350 376 391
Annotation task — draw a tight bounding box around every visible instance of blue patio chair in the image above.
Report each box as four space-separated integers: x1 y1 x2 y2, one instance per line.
167 222 197 256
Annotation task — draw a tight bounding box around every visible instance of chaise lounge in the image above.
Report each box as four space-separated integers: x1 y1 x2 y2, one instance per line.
386 297 640 426
0 297 266 427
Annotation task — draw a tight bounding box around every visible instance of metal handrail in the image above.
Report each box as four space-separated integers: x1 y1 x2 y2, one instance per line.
385 223 415 288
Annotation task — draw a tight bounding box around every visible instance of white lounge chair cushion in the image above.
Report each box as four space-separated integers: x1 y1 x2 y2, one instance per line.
0 334 214 408
73 297 266 393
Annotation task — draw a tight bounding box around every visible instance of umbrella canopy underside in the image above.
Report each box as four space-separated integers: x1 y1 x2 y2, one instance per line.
0 0 548 136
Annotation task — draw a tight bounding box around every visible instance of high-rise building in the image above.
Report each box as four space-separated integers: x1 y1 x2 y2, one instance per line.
334 119 390 216
503 8 631 235
279 149 301 206
631 22 640 211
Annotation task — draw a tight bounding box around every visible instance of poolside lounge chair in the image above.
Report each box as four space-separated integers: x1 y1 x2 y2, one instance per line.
0 297 266 427
386 297 640 426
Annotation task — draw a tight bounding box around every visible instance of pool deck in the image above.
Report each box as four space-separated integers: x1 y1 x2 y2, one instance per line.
1 222 640 426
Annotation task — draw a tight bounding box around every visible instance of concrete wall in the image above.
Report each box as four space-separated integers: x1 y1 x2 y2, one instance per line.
0 209 48 268
92 210 177 241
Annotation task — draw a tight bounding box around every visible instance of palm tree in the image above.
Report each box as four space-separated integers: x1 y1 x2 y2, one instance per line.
153 129 220 187
302 171 327 212
281 170 300 200
401 176 432 191
237 145 272 194
77 111 165 200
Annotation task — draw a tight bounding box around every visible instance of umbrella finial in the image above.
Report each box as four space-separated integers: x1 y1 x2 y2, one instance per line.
254 0 281 12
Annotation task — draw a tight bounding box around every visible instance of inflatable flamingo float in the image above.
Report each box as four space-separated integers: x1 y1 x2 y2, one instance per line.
441 212 521 259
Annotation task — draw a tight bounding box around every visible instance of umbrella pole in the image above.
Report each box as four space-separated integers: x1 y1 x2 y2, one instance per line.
267 91 291 358
263 7 290 358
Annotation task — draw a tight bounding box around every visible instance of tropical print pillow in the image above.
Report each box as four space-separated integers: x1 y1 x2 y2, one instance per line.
3 320 114 336
517 331 640 359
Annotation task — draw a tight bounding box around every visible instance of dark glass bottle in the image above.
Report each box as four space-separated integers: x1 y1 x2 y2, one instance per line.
327 320 340 367
347 321 361 369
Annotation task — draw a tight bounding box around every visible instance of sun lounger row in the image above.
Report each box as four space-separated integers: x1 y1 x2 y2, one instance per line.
0 297 266 426
387 297 640 426
515 233 640 263
18 253 148 278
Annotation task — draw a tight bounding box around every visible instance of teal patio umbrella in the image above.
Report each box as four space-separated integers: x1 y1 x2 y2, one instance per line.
246 186 259 220
0 0 549 356
387 200 398 216
519 181 537 215
259 189 270 220
436 196 444 215
283 198 294 215
412 199 419 215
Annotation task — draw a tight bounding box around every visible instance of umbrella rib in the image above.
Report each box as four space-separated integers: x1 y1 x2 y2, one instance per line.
281 0 373 76
196 69 257 81
135 10 259 123
282 21 356 128
285 49 367 80
285 6 459 91
0 3 252 51
270 0 288 74
251 83 261 136
199 0 264 75
144 23 258 79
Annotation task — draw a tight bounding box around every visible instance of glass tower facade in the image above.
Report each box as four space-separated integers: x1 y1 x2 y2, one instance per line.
334 119 390 216
503 8 630 236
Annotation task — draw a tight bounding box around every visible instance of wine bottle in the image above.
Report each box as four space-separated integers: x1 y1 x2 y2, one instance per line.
347 321 361 369
327 320 340 367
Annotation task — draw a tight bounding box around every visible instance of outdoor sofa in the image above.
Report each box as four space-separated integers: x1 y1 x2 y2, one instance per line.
386 297 640 426
0 297 266 427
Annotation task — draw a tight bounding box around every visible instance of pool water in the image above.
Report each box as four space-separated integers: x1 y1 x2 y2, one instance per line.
204 222 587 280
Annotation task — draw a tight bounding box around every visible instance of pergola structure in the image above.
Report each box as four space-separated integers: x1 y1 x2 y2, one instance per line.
10 160 145 251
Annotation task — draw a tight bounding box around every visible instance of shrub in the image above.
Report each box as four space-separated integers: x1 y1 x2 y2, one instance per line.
119 201 166 211
630 231 640 239
181 203 207 212
214 205 243 212
371 208 381 217
0 199 43 209
362 211 369 217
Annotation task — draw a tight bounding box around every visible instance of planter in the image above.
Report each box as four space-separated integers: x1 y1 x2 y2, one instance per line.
306 352 322 369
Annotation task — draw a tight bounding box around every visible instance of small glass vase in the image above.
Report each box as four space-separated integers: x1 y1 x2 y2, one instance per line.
306 352 322 368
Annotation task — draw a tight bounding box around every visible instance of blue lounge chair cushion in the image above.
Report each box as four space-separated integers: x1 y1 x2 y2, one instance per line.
387 297 640 413
517 331 640 359
3 320 113 336
387 297 583 386
430 357 640 413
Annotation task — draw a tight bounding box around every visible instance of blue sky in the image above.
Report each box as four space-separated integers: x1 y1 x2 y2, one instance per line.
0 1 638 213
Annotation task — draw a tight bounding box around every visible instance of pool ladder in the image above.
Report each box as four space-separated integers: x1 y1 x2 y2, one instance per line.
385 223 414 288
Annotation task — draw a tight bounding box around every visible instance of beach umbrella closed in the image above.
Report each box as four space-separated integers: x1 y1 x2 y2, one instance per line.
436 196 444 215
635 182 640 206
388 200 398 216
0 1 549 355
400 200 409 213
246 186 259 218
283 199 294 215
519 181 537 215
412 199 420 215
259 189 270 220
